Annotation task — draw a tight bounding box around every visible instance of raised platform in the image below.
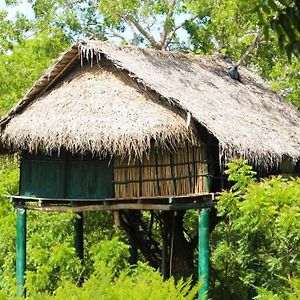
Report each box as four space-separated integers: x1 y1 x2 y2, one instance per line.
9 193 217 212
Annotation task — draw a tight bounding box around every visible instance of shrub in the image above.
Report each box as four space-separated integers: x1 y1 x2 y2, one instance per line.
211 159 300 299
28 262 200 300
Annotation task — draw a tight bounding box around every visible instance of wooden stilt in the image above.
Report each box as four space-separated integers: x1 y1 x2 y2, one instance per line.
129 211 138 265
129 238 138 265
74 212 84 262
16 207 26 298
161 217 168 279
198 208 209 300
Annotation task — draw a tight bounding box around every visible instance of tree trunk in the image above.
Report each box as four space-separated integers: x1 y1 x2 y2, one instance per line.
120 210 197 279
163 211 195 279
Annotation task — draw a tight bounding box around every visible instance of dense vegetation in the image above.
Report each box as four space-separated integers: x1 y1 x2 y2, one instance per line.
1 158 300 299
0 0 299 299
211 160 300 299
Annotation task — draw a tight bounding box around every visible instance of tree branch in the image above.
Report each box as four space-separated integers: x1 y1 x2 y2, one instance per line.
123 14 161 49
106 29 129 44
235 27 261 67
119 211 160 268
159 0 177 49
164 15 198 50
124 18 140 46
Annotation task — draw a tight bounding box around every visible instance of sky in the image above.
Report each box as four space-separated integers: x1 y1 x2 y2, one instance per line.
0 1 189 45
0 0 33 20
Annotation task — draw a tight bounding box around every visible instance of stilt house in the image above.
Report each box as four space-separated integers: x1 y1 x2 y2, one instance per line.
0 40 300 298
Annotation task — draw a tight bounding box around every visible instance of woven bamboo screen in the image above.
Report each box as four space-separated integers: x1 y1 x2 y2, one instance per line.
114 146 207 198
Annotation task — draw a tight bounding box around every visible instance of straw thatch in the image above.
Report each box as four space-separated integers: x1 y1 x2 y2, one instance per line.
1 40 300 167
1 65 197 157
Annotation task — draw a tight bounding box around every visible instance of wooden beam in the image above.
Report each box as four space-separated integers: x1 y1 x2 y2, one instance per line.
16 200 214 213
20 204 173 212
9 193 216 212
9 192 217 202
113 211 121 227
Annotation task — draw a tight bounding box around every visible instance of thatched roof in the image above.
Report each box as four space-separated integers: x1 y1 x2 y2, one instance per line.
1 40 300 166
1 65 196 157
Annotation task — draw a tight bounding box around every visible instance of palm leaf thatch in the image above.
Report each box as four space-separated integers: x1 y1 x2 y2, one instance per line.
0 40 300 167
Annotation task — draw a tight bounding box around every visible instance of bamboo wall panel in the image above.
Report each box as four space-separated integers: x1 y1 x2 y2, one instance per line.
114 146 207 198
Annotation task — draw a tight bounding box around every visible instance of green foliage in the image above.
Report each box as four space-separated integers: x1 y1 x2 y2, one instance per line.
0 2 300 299
268 57 300 109
0 156 19 196
4 0 105 41
25 211 82 295
28 262 200 300
0 9 31 53
251 0 300 58
224 159 257 192
0 33 68 115
90 237 130 273
256 278 300 299
211 160 300 299
0 157 19 296
98 0 189 48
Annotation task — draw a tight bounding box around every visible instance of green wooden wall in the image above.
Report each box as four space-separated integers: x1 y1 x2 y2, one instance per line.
20 153 114 199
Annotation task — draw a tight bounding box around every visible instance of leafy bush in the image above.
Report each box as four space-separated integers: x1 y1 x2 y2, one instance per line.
256 278 300 300
0 157 20 296
211 159 300 299
1 156 300 300
28 262 200 300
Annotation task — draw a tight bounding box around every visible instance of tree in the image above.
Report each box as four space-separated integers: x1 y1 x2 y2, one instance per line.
183 0 300 109
98 0 194 49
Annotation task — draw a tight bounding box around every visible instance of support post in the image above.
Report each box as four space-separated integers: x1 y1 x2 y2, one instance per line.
161 214 168 279
16 207 26 298
198 208 209 300
128 210 139 265
74 212 84 262
129 238 138 265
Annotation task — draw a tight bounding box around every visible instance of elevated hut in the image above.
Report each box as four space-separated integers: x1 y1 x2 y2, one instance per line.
1 41 300 298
